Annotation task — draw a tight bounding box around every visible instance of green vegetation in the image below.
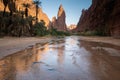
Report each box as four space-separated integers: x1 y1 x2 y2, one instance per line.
48 28 70 36
75 30 107 36
0 13 35 37
33 20 47 36
0 11 70 37
33 23 70 36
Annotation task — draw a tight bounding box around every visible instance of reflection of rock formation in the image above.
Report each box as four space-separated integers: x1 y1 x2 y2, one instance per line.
0 0 50 27
79 40 120 80
0 45 40 80
74 0 120 37
0 57 16 80
51 5 67 31
57 46 65 65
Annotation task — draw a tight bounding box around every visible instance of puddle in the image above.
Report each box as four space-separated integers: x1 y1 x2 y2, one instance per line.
0 36 120 80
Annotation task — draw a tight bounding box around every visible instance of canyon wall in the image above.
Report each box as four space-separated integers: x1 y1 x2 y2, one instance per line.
75 0 120 37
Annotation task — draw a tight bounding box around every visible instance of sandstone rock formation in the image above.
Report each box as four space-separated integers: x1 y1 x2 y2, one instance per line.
51 5 67 31
75 0 120 37
0 0 50 27
68 24 76 30
51 16 57 29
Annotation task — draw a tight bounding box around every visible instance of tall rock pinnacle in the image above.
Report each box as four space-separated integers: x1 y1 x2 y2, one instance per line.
57 4 65 17
51 4 67 31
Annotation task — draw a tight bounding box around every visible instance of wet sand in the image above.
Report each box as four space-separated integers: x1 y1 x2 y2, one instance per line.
0 36 120 80
0 37 52 59
79 36 120 46
0 36 120 59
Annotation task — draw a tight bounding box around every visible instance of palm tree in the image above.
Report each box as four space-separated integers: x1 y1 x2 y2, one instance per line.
8 0 16 16
22 3 30 17
3 0 9 16
33 0 41 23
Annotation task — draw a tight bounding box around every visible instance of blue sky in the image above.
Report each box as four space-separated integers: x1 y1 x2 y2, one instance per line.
40 0 92 26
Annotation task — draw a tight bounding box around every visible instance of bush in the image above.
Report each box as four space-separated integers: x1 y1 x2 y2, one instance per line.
48 28 70 36
33 22 47 36
77 30 108 36
0 13 34 37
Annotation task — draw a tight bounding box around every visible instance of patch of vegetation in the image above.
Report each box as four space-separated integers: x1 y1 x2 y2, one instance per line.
48 28 70 36
33 24 71 37
0 13 35 37
76 31 107 36
33 21 47 36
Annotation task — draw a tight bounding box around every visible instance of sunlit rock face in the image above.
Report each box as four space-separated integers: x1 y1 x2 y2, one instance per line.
75 0 120 37
68 24 76 31
0 0 50 27
51 5 67 31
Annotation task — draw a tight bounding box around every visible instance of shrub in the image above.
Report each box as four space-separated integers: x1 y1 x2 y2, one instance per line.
33 22 47 36
49 28 70 36
77 30 108 36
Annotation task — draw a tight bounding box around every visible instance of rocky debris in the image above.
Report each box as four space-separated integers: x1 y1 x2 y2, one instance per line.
0 0 50 27
51 5 67 31
75 0 120 37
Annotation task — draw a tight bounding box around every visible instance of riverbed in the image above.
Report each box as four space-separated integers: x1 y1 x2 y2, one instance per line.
0 36 120 80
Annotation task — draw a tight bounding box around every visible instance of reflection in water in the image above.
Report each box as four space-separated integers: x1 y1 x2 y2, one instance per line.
57 46 64 65
80 40 120 80
0 45 39 80
0 36 120 80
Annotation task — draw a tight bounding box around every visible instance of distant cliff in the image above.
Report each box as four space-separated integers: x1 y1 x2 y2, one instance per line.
0 0 50 27
75 0 120 37
51 5 67 31
68 24 76 30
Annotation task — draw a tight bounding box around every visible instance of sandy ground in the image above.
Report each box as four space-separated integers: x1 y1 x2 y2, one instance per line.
0 37 52 59
0 36 120 59
0 36 120 80
79 36 120 46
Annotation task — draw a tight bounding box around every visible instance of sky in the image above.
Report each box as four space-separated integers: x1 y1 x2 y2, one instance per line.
40 0 92 26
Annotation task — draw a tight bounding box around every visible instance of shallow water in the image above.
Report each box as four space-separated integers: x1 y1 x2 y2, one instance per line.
0 36 120 80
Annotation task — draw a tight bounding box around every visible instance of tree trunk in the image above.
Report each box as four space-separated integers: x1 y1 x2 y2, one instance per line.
3 6 6 16
36 5 38 23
